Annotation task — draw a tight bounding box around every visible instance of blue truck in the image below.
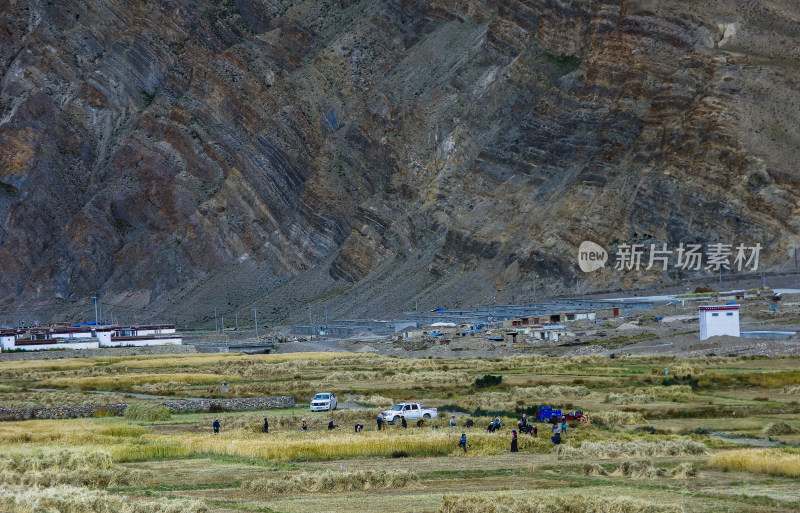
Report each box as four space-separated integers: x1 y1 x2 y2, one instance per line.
537 406 562 423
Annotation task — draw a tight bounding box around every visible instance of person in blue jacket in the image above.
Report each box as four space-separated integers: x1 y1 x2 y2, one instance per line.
458 432 468 453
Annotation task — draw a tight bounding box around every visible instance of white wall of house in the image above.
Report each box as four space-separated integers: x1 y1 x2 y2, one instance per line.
1 334 16 351
12 341 100 351
101 337 182 347
50 330 93 339
699 306 740 340
134 326 176 336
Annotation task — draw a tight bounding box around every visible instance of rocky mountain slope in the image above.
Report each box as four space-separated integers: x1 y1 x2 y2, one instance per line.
1 0 799 326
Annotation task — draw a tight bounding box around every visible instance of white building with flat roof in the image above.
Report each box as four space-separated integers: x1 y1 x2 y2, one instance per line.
699 305 740 340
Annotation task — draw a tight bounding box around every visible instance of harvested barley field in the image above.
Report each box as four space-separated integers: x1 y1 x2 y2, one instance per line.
1 352 799 512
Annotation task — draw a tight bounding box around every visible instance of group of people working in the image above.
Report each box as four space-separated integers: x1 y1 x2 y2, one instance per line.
210 412 571 450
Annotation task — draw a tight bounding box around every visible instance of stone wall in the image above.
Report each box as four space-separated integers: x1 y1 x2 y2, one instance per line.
0 344 198 362
0 396 294 421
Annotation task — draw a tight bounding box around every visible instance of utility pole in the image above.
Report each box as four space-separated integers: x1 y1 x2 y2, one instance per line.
253 308 258 338
582 281 586 312
214 308 218 333
91 297 98 325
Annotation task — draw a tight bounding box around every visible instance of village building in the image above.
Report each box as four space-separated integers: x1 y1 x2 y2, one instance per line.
0 325 182 351
699 305 740 340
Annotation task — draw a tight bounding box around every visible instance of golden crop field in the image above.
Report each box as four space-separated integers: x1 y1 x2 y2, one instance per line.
0 352 799 512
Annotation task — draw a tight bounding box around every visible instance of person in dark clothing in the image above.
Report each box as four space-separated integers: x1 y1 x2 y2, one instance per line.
401 416 408 429
328 419 337 430
354 424 363 432
212 418 220 435
377 415 384 430
458 432 468 454
263 417 269 433
465 418 474 428
511 430 519 452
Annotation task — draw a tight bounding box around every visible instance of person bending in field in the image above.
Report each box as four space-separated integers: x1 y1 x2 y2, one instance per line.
212 418 220 435
458 432 468 454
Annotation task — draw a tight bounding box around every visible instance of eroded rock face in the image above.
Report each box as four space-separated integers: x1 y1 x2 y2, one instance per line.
0 0 799 322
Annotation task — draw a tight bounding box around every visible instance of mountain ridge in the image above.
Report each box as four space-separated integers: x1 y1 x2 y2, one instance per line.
1 0 799 326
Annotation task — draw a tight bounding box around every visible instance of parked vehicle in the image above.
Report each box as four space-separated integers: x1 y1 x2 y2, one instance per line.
536 406 562 423
564 410 585 422
310 392 338 411
381 402 438 424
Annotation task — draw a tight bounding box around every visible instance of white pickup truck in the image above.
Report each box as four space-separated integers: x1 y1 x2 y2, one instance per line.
381 402 438 424
310 392 338 411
